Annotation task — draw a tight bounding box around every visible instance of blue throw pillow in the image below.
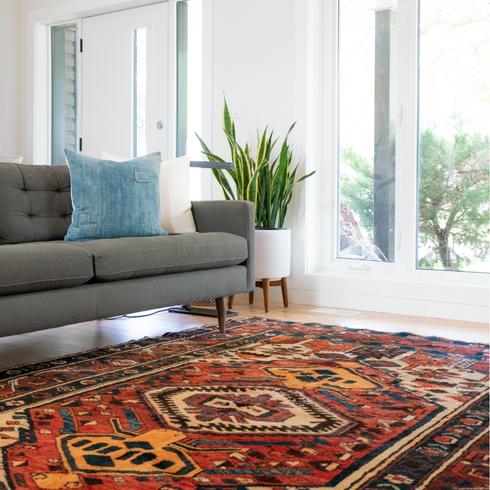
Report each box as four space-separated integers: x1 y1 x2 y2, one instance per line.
64 150 167 241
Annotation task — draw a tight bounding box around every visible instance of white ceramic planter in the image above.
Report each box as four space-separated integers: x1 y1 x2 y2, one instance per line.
255 228 291 279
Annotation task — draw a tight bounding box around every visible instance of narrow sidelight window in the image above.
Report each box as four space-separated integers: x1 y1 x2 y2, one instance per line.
176 0 202 159
176 0 188 157
176 0 203 198
337 1 397 262
133 27 148 158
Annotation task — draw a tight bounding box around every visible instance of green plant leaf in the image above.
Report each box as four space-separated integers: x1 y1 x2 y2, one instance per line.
196 101 315 228
297 170 316 183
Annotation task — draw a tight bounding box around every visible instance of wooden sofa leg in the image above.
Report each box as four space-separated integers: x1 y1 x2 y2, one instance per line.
228 295 235 310
215 297 226 333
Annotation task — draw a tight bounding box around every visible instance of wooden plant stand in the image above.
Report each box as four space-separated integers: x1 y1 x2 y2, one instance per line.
246 278 288 313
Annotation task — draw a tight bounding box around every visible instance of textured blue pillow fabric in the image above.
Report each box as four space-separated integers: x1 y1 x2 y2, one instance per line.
64 150 167 241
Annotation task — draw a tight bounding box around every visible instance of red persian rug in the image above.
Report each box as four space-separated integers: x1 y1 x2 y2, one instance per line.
0 317 488 489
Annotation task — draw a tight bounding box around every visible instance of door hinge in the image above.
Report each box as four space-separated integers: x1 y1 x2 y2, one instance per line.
79 138 83 152
79 38 83 53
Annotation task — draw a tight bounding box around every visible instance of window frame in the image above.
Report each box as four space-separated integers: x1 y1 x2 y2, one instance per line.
306 0 488 288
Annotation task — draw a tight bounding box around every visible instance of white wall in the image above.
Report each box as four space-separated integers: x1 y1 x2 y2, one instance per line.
199 0 306 201
0 0 19 157
207 0 302 157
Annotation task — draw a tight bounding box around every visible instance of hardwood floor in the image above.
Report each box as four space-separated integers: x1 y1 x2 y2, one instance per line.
0 294 487 370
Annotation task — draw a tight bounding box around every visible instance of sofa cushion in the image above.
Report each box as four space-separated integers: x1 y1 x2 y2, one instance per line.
68 232 248 281
0 242 94 295
0 164 72 244
102 152 197 234
64 150 166 241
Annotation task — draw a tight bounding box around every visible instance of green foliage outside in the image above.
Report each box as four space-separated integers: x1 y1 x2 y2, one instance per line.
341 128 490 270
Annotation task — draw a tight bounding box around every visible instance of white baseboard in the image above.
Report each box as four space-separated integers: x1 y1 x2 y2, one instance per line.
267 287 489 324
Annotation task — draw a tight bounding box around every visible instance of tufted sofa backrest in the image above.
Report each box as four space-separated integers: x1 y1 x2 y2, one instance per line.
0 164 72 244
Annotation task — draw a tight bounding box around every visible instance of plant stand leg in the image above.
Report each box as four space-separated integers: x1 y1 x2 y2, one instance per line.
280 277 289 307
262 279 270 313
228 295 235 310
254 278 289 312
215 297 226 333
248 291 254 305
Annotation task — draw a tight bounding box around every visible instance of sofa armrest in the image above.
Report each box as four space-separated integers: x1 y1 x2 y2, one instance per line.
191 200 255 292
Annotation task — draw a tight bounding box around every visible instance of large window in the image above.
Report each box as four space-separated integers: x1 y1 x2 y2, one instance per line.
336 0 489 274
338 1 397 263
417 0 490 272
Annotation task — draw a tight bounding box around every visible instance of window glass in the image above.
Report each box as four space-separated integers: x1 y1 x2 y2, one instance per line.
417 0 490 272
177 0 203 199
133 27 147 157
338 0 397 262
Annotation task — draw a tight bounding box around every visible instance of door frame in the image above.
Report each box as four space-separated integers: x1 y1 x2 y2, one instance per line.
29 0 178 164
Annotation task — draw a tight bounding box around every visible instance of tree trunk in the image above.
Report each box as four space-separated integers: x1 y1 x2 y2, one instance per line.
436 229 452 269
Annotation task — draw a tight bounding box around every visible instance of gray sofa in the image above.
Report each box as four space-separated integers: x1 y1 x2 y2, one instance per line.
0 163 254 336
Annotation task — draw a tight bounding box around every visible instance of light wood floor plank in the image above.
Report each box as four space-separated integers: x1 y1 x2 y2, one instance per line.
0 294 487 370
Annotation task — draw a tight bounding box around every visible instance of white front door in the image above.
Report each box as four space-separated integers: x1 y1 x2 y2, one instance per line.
81 3 168 159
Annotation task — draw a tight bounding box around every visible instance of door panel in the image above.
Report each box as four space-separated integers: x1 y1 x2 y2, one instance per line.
81 3 167 159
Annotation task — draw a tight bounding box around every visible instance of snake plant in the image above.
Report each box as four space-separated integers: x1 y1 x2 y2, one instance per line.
196 100 315 229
